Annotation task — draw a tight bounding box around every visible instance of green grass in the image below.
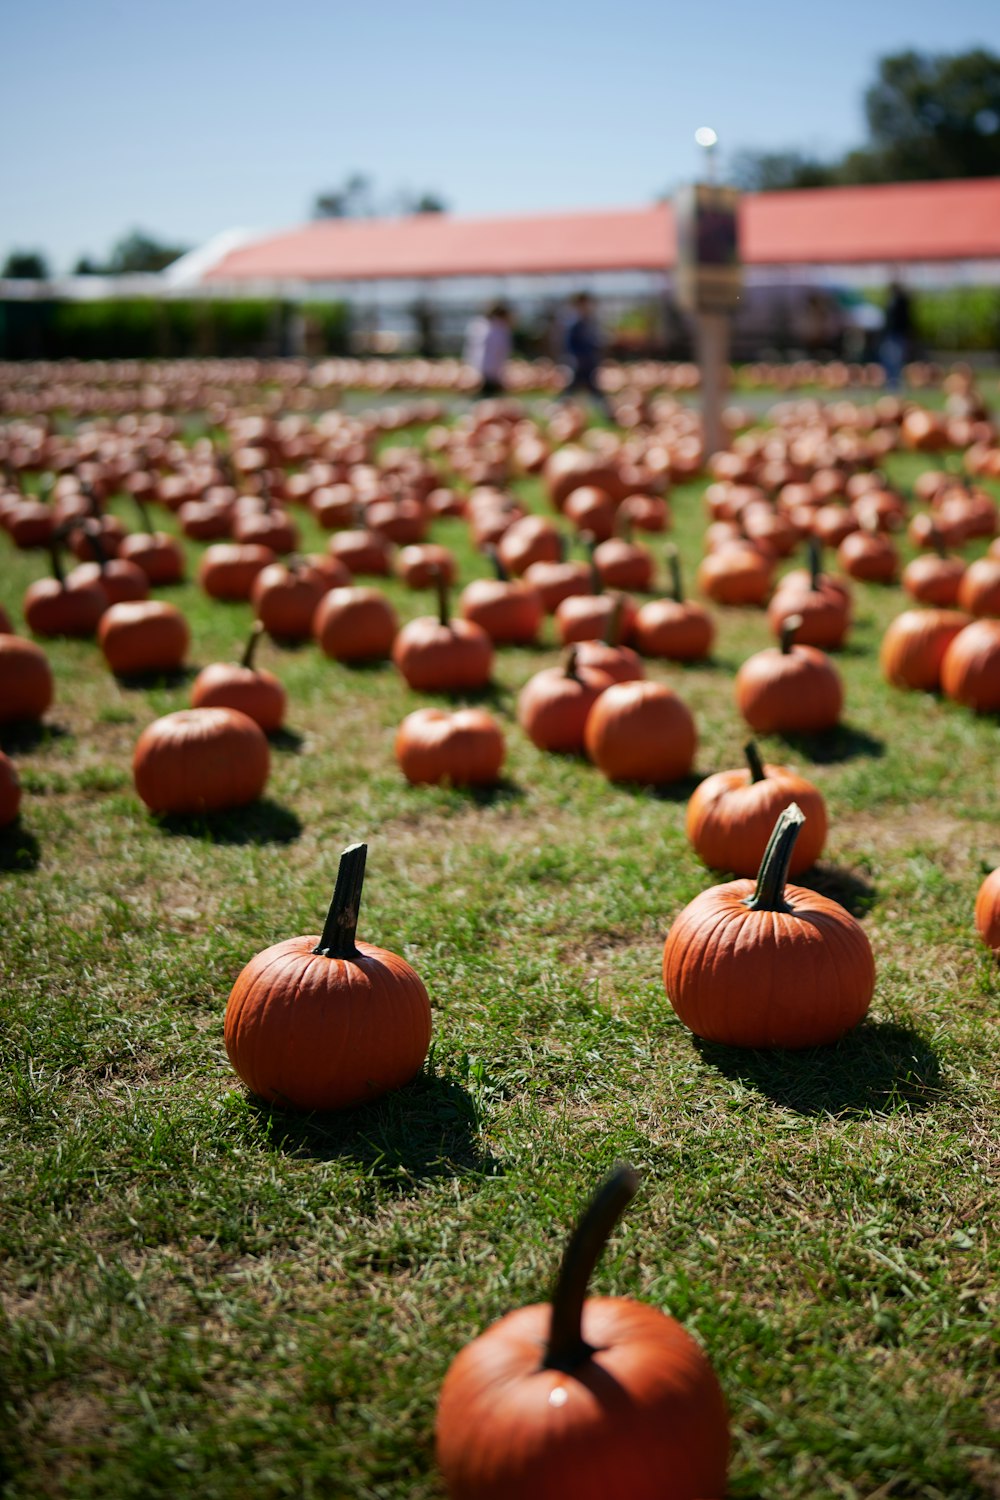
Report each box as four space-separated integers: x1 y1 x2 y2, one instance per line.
1 400 998 1500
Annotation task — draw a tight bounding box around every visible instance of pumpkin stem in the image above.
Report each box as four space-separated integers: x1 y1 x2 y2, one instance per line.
80 518 108 569
134 496 154 534
779 614 802 655
241 620 264 670
564 646 581 682
807 536 823 591
486 545 509 583
48 541 65 586
543 1164 640 1374
665 543 684 603
602 594 624 647
744 740 766 783
742 803 804 913
314 843 368 959
929 526 948 560
433 566 450 627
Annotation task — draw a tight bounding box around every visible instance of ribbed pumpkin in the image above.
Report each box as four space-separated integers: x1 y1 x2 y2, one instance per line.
573 638 645 684
395 707 505 786
397 543 457 590
837 525 898 584
902 547 967 607
459 551 544 646
518 648 613 753
0 749 21 827
191 623 287 732
767 539 851 650
436 1166 729 1500
975 867 1000 954
132 707 269 815
631 547 715 663
0 636 54 723
392 573 493 693
584 680 696 785
696 542 772 607
522 553 593 614
199 543 277 601
251 558 327 640
118 502 185 584
735 616 843 735
556 590 637 647
940 618 1000 713
686 742 827 876
879 608 972 692
224 842 432 1110
327 528 391 576
313 586 399 663
663 803 875 1047
98 600 191 678
957 557 1000 618
23 544 107 638
67 555 150 607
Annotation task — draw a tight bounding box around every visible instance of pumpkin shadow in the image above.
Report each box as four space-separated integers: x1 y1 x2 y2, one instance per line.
0 821 40 874
114 665 198 691
615 772 705 804
0 720 72 754
796 861 877 918
775 723 885 764
247 1068 501 1186
156 797 302 845
694 1020 944 1119
268 726 304 753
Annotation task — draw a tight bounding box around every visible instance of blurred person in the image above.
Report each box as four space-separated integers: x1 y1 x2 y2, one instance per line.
562 292 612 416
880 280 913 390
463 302 512 396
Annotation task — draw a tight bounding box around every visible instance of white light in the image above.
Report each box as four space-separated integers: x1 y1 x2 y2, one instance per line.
695 127 718 148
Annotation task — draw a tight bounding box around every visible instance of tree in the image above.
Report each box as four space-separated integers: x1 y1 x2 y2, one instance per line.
312 174 448 219
2 249 50 279
730 151 838 192
106 231 188 273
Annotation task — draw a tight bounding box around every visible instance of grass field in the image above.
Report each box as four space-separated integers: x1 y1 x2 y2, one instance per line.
1 404 998 1499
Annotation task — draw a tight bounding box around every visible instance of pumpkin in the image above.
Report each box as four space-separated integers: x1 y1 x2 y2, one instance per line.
23 544 107 638
663 803 875 1047
544 446 626 509
768 539 851 650
523 539 594 614
957 557 1000 618
392 572 493 693
735 616 843 735
199 542 277 601
6 497 55 550
250 558 327 640
0 636 54 723
685 741 827 876
696 542 772 606
190 623 287 732
837 523 898 584
436 1165 729 1500
314 586 398 663
563 484 616 541
518 648 613 753
902 532 966 607
459 550 544 646
584 680 696 784
395 707 505 786
98 600 190 678
975 867 1000 954
0 749 21 827
327 528 392 576
555 590 637 647
224 841 432 1110
396 543 457 590
591 526 654 592
67 553 150 607
118 501 186 584
497 515 563 577
132 706 270 814
573 638 645 684
630 547 715 663
940 618 1000 713
879 609 972 693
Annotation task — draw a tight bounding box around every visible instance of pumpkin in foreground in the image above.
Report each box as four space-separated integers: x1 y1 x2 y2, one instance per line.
435 1165 729 1500
133 706 269 815
224 842 432 1110
663 803 874 1048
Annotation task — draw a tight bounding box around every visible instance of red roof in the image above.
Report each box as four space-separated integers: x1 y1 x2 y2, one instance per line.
204 178 1000 284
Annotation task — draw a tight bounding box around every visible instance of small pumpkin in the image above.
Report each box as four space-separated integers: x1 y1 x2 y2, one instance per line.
522 547 593 614
879 608 972 693
436 1165 729 1500
459 550 544 646
768 539 851 650
133 706 270 815
837 521 898 583
584 680 696 785
0 749 21 827
199 542 277 601
327 527 392 576
224 842 432 1110
190 623 287 732
396 543 457 590
696 541 772 607
685 741 827 876
735 615 843 735
251 558 328 640
518 648 613 753
630 547 715 663
940 618 1000 713
98 600 190 678
23 543 107 638
663 803 875 1047
392 572 493 693
0 636 54 723
314 586 399 663
395 707 505 786
974 867 1000 954
957 557 1000 618
118 500 186 584
902 531 966 607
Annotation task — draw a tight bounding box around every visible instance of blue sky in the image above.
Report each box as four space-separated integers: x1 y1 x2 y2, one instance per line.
3 0 998 270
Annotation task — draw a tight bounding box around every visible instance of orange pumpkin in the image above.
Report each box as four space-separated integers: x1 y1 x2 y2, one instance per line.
696 542 772 606
224 842 431 1110
663 803 874 1047
768 540 851 650
392 574 493 693
132 707 270 815
940 618 1000 713
686 741 826 876
735 616 843 735
98 600 190 678
436 1166 729 1500
975 867 1000 954
0 749 21 827
880 608 972 693
584 680 696 785
251 558 328 640
518 649 613 753
23 544 107 638
395 707 505 786
314 586 398 664
459 552 544 646
199 543 277 602
630 547 715 663
0 636 54 723
191 623 287 732
957 557 1000 618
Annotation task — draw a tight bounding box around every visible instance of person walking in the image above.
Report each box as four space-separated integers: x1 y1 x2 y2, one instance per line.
561 292 612 416
879 281 913 391
463 302 512 397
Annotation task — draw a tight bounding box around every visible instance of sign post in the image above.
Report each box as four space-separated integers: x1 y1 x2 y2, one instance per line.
675 169 742 459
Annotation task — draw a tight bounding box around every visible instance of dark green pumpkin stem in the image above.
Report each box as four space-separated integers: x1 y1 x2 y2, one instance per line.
807 536 823 591
486 545 509 583
432 566 450 627
742 803 804 913
48 542 65 586
780 614 803 655
81 518 108 569
314 843 367 959
241 620 264 670
929 526 947 560
543 1165 640 1374
744 740 766 783
564 646 581 682
134 496 154 534
665 543 683 603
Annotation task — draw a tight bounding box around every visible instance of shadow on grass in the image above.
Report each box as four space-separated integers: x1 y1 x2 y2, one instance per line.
777 722 885 764
797 861 877 918
156 797 302 845
0 721 72 754
695 1020 943 1118
247 1069 501 1184
615 772 705 804
268 726 304 753
0 822 40 874
115 666 197 691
